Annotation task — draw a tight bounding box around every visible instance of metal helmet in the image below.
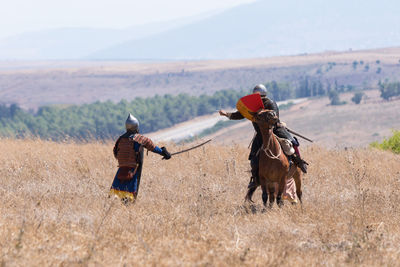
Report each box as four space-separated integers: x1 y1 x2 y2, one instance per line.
253 84 267 96
125 113 139 132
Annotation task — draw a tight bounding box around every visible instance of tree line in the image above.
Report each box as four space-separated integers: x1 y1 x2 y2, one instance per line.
0 90 248 140
329 80 400 106
0 78 375 140
379 81 400 100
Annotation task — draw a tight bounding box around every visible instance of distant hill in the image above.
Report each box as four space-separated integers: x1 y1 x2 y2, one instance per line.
1 47 400 109
2 0 399 60
90 0 400 60
0 11 219 60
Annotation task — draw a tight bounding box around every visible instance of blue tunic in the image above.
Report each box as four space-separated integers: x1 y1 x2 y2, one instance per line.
110 142 163 202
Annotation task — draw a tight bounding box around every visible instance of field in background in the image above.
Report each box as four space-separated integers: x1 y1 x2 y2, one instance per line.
1 139 400 265
1 47 400 109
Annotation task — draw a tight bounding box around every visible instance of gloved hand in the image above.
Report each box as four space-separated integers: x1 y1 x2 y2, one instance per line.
219 110 228 117
161 147 171 160
277 121 287 128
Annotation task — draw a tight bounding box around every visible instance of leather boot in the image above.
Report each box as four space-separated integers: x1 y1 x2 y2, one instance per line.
292 145 308 173
248 177 257 189
293 154 308 173
248 160 259 189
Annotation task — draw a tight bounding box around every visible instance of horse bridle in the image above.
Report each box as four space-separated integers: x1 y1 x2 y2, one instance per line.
261 135 282 159
255 110 281 159
261 120 281 159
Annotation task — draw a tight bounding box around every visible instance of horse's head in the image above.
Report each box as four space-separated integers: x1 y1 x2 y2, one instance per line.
251 109 278 126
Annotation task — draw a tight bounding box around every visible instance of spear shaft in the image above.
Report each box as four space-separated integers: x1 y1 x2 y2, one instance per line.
285 127 314 143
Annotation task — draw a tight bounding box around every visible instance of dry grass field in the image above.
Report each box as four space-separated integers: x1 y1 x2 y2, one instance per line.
1 139 400 266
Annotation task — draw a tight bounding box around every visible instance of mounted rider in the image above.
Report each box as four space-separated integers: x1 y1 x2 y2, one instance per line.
110 113 172 203
219 84 308 189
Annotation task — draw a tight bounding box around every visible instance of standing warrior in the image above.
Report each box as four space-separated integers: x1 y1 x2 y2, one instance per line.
110 114 171 203
219 84 308 189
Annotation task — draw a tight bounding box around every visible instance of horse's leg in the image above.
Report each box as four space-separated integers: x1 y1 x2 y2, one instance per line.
293 167 303 204
268 184 275 208
277 176 286 207
245 186 258 203
261 185 268 207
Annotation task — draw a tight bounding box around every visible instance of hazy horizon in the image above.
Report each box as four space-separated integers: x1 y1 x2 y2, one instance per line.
1 0 399 61
0 0 255 39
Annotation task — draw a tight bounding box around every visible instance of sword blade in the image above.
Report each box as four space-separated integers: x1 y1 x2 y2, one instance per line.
171 139 212 156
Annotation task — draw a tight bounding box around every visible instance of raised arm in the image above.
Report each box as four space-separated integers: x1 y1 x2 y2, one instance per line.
219 110 245 120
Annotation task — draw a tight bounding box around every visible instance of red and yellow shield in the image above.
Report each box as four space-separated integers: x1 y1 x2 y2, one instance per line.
236 93 265 121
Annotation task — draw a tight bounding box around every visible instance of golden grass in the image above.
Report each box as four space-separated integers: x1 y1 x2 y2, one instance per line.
1 139 400 266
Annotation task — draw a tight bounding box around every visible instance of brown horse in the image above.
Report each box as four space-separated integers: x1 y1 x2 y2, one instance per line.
245 109 302 207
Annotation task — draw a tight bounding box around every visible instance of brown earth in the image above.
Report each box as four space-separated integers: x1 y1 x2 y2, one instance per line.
212 90 400 148
1 47 400 109
1 139 400 266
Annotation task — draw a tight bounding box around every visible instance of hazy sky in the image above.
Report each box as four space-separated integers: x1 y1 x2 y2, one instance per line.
0 0 256 38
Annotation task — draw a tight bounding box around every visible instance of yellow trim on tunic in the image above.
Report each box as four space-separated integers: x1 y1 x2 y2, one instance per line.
282 195 298 203
109 189 136 202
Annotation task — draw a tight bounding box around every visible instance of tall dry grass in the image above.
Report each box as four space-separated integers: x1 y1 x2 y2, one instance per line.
1 139 400 266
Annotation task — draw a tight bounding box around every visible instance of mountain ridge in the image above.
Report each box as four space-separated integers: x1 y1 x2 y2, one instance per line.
0 10 221 60
89 0 400 60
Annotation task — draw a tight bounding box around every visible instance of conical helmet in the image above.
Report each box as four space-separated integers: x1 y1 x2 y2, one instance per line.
125 113 139 132
253 84 267 96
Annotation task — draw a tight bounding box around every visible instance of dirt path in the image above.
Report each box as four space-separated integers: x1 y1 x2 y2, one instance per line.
147 114 225 142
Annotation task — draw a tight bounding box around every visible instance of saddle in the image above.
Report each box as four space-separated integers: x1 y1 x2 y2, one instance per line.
254 135 295 158
276 135 308 172
275 135 295 156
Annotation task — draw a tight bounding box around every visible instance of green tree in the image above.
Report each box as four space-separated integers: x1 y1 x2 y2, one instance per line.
298 76 311 98
317 80 325 96
329 90 346 105
351 92 364 104
371 130 400 154
379 82 400 100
